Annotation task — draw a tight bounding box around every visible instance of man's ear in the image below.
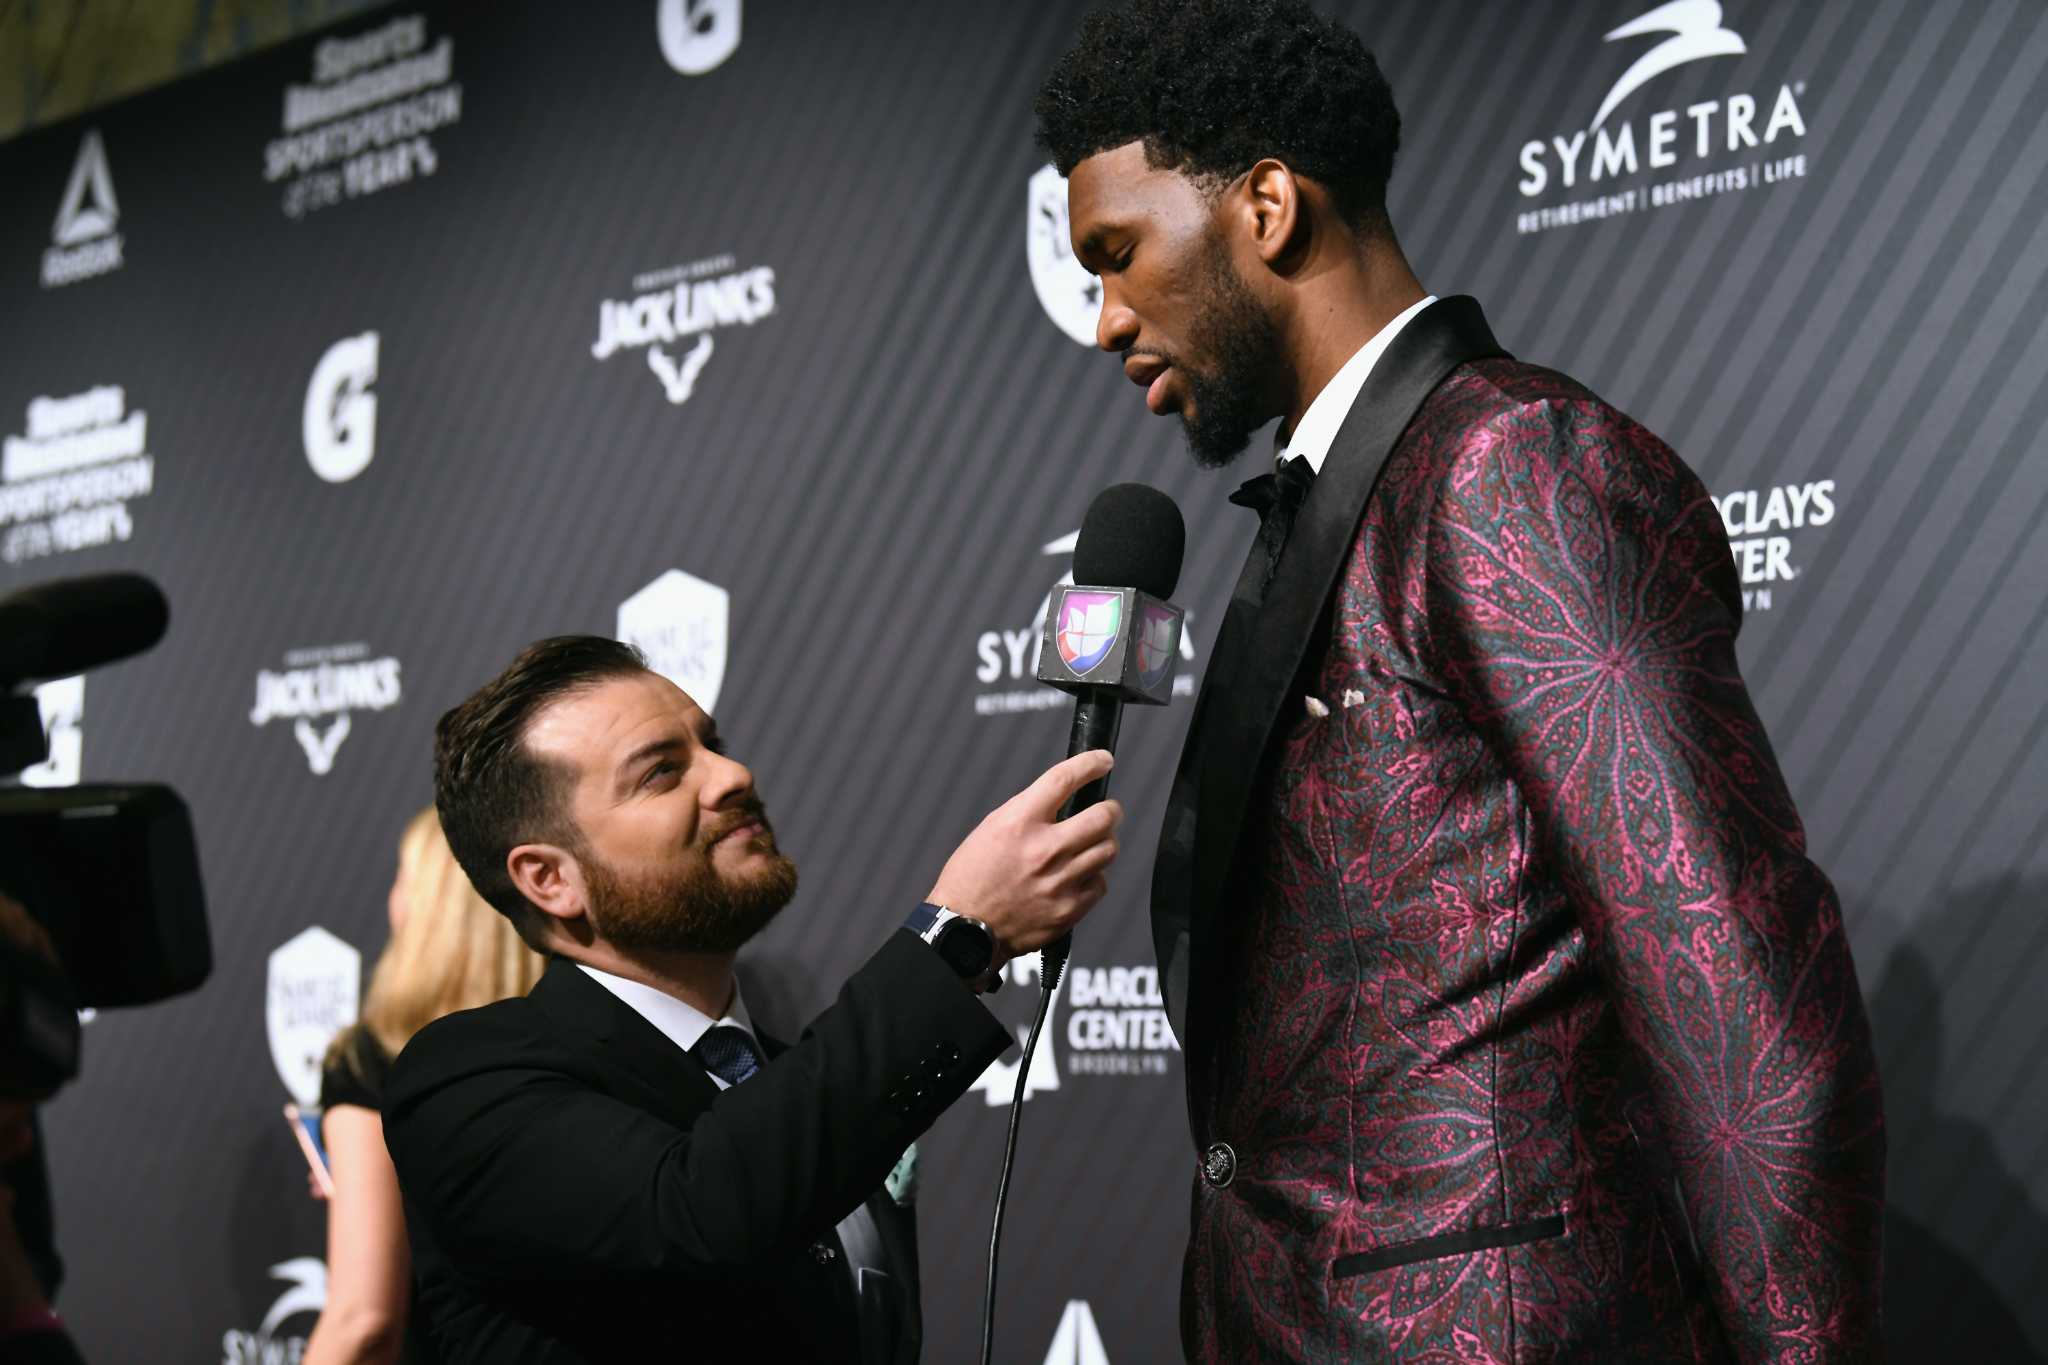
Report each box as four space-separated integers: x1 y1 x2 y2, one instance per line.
506 842 588 931
1240 158 1307 270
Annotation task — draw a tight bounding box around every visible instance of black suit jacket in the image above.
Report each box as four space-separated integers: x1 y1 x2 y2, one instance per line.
384 934 1013 1364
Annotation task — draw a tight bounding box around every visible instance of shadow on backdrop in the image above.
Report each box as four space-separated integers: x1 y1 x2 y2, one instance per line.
1874 878 2047 1362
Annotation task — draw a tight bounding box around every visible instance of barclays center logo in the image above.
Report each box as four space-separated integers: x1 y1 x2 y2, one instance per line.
658 0 741 76
1513 0 1812 235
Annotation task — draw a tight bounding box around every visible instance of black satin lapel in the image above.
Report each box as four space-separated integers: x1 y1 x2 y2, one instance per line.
1191 297 1508 926
529 959 722 1127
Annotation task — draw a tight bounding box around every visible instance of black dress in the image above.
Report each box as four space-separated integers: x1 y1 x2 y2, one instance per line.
319 1026 435 1365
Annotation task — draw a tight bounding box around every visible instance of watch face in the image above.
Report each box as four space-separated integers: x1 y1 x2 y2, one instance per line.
936 918 993 977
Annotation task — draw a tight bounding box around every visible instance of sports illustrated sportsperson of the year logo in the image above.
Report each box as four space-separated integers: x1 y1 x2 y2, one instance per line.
658 0 742 76
589 254 777 408
42 129 124 288
618 568 731 714
264 12 464 219
303 332 381 483
1513 0 1812 235
1026 163 1102 347
249 643 404 776
0 385 156 565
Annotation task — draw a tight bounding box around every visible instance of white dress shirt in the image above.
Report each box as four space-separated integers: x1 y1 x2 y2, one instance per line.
1276 293 1438 473
574 962 888 1289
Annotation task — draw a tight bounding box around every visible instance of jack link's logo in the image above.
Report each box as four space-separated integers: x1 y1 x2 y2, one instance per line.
266 926 361 1108
42 130 125 288
618 569 730 714
250 643 404 775
975 530 1196 717
303 332 380 483
1042 1300 1112 1365
658 0 742 75
1056 592 1123 675
1515 1 1811 235
1026 164 1101 347
220 1257 327 1365
590 254 776 408
18 677 83 788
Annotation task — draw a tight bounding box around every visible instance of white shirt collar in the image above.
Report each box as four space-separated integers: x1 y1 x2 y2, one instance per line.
574 961 758 1087
1277 293 1438 474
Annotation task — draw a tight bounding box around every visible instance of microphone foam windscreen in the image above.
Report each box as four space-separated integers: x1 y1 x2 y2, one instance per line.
1072 483 1186 600
0 572 170 682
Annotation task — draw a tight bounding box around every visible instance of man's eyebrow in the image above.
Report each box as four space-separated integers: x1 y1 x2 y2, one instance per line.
618 736 685 775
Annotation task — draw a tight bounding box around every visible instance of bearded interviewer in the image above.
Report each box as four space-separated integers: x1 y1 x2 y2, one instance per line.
382 636 1123 1365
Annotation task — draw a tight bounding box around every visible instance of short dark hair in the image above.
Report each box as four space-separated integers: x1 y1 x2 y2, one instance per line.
1035 0 1401 227
433 636 649 949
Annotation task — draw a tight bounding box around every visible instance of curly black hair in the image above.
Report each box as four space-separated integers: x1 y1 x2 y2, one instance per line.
1035 0 1400 227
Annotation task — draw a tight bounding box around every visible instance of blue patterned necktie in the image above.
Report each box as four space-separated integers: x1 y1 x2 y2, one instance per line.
695 1024 762 1086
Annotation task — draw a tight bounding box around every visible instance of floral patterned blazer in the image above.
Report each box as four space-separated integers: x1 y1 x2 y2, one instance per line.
1152 298 1885 1363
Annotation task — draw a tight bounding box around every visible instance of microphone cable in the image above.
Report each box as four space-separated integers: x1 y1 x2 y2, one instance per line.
980 948 1066 1365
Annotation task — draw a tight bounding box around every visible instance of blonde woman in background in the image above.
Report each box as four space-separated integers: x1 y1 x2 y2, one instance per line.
303 808 544 1365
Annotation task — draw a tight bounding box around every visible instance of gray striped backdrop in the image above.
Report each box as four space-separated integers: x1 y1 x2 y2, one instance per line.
0 2 2041 1360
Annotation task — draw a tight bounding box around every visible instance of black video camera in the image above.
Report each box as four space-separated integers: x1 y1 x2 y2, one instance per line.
0 573 213 1101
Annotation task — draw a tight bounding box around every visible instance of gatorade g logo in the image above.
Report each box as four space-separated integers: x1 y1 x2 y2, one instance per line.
658 0 741 76
1055 591 1122 675
303 332 380 483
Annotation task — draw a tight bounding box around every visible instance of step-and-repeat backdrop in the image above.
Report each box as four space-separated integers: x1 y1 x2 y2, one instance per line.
2 2 2043 1360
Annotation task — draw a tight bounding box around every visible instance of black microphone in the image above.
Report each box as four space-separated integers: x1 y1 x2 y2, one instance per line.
1033 483 1186 991
0 572 169 686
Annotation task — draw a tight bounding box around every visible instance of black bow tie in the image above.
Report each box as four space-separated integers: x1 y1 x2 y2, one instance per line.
1227 455 1316 610
1229 455 1317 522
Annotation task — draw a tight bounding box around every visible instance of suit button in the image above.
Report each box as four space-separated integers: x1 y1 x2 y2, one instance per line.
1201 1142 1236 1188
810 1241 837 1265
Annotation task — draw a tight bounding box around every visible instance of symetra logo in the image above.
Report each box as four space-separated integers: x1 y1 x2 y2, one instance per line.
1590 0 1746 132
303 332 380 483
220 1258 327 1365
975 530 1196 717
1026 164 1100 347
658 0 742 76
1515 1 1811 235
42 130 124 288
1042 1300 1112 1365
266 927 360 1108
1713 476 1835 614
265 13 463 219
18 677 83 788
0 385 156 564
250 643 404 775
618 569 730 713
590 253 776 408
1056 592 1123 675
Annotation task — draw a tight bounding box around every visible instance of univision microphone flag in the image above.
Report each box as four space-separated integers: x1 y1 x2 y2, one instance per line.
1036 584 1183 706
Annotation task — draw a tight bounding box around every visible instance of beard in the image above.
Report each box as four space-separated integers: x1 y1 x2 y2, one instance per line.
582 812 798 955
1171 230 1283 469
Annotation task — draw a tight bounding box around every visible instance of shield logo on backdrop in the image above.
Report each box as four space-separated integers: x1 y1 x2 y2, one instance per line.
1056 591 1122 676
1025 164 1101 347
1137 603 1180 691
617 568 730 714
266 927 361 1107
